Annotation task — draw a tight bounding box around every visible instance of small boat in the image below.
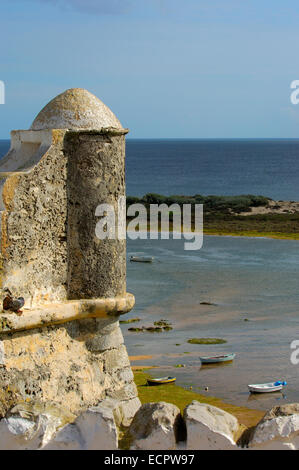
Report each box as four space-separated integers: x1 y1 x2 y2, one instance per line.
147 376 176 386
199 353 235 364
248 381 287 394
130 256 154 263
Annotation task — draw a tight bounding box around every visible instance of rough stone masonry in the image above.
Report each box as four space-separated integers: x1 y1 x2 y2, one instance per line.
0 88 140 422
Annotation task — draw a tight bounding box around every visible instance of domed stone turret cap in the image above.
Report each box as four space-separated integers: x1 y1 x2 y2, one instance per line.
30 88 123 131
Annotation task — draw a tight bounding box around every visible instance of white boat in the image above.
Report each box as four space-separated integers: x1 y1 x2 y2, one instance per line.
130 256 154 263
248 381 287 394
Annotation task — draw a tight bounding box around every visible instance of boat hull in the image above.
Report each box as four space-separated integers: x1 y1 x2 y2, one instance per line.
147 377 176 386
200 353 235 364
248 383 284 393
130 257 154 263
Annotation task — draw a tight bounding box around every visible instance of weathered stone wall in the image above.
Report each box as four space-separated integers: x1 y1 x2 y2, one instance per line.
0 317 138 419
65 131 126 299
0 128 128 306
0 130 68 307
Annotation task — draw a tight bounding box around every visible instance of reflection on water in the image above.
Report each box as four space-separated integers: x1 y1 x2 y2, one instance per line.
199 361 234 370
246 392 287 404
122 235 299 411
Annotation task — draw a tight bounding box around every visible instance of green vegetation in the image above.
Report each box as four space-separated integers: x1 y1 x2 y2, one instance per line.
128 319 173 333
154 320 171 326
127 193 270 214
126 193 299 240
119 370 265 449
120 318 141 324
133 369 264 428
154 320 173 331
204 213 299 238
187 338 227 345
145 327 163 332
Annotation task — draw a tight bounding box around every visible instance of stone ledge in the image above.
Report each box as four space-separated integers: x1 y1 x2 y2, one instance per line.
0 293 135 334
66 127 129 137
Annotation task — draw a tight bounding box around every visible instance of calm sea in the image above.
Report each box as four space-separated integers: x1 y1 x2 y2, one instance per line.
1 138 299 200
125 139 299 201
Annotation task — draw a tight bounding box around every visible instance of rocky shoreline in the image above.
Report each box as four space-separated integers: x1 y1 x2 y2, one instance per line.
1 397 299 450
240 199 299 216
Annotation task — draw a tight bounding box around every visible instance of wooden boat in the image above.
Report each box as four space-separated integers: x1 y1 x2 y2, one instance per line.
199 353 236 364
130 256 154 263
147 376 176 386
248 381 287 394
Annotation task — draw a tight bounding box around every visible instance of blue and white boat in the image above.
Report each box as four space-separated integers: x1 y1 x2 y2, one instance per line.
248 381 287 393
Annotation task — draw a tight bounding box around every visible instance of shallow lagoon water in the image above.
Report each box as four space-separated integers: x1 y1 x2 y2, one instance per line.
123 235 299 411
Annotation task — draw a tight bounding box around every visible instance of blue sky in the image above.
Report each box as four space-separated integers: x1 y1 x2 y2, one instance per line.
0 0 299 138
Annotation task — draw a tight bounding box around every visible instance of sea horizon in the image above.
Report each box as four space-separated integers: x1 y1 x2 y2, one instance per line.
2 137 299 140
1 138 299 201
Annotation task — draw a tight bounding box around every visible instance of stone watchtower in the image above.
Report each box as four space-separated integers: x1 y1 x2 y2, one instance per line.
0 89 139 423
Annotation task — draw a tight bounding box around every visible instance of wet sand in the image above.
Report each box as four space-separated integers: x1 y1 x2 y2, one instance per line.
129 355 154 361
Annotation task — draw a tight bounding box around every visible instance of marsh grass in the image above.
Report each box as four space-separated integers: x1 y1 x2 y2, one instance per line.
188 338 227 345
126 194 299 240
133 370 264 428
120 318 141 324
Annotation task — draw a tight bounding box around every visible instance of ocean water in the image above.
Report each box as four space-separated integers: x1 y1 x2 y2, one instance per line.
0 140 9 159
125 139 299 200
1 138 299 200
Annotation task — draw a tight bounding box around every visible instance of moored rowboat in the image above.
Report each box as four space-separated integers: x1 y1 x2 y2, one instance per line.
248 381 287 394
130 256 154 263
199 353 236 364
147 376 176 386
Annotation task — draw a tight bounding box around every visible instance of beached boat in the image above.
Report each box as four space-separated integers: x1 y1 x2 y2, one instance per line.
248 381 287 394
199 353 236 364
147 376 176 386
130 256 154 263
